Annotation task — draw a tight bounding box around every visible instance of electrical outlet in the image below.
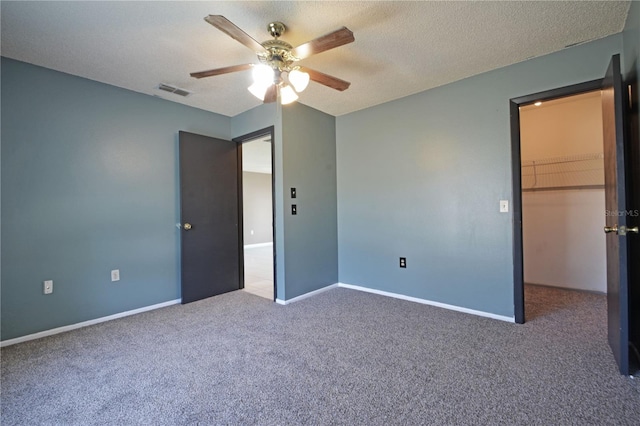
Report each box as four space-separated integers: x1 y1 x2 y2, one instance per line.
399 257 407 268
111 269 120 282
43 280 53 294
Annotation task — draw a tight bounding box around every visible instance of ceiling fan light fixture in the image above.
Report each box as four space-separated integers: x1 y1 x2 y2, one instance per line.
280 85 299 105
248 82 270 101
192 16 353 105
252 64 275 86
288 69 310 93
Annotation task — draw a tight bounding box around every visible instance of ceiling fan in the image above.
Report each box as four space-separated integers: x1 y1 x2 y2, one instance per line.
190 15 354 104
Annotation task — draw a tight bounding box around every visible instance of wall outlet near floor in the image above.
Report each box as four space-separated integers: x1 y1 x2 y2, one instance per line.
43 280 53 294
399 257 407 268
111 269 120 282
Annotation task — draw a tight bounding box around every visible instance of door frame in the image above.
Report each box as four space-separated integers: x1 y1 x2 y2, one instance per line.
510 79 602 324
233 126 277 300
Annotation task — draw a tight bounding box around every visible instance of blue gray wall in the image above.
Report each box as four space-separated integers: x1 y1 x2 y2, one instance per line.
232 102 339 301
624 0 639 91
1 58 231 340
336 34 624 318
281 103 338 299
1 62 339 341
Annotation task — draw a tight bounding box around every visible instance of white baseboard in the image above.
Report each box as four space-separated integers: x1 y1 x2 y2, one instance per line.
3 281 514 346
0 299 181 347
337 283 514 323
273 282 513 322
275 283 339 305
244 242 273 249
525 281 606 295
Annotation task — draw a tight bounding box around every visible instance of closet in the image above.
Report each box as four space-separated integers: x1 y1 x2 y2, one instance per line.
520 91 606 293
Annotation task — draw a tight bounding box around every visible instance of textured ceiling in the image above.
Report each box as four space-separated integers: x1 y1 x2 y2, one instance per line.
0 1 631 117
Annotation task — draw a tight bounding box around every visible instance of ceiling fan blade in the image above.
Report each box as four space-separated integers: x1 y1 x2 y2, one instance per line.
299 67 351 91
263 84 278 103
204 15 267 53
190 64 253 79
291 27 354 60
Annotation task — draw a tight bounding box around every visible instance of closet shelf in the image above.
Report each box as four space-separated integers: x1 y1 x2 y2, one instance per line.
521 152 604 192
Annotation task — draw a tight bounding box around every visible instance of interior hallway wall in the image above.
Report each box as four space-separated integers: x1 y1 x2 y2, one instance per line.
232 102 338 301
281 103 338 300
242 171 273 246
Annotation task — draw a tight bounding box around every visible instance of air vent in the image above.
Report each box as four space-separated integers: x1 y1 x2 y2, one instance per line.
157 83 192 97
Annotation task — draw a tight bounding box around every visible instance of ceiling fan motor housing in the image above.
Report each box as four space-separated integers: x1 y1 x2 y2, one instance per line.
258 40 298 75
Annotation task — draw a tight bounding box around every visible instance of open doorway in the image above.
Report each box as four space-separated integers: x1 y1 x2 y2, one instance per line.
519 90 607 320
510 79 603 323
240 134 275 300
520 91 606 289
512 57 637 375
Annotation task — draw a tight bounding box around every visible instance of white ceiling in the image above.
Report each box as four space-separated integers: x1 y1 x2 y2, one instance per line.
0 1 631 117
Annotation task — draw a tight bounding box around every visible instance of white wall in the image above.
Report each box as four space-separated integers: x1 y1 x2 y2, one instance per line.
522 190 606 292
520 91 606 293
520 91 604 160
242 171 273 245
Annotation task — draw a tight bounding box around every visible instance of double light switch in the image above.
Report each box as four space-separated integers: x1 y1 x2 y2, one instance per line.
291 188 297 215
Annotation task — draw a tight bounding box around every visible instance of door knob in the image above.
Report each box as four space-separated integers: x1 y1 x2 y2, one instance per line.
183 223 192 231
604 225 638 235
618 225 638 236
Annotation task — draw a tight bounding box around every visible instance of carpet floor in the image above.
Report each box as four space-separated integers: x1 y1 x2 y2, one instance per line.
2 285 639 425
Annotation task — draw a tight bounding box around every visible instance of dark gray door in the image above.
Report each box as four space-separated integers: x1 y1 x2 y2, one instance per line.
602 54 632 375
179 131 240 304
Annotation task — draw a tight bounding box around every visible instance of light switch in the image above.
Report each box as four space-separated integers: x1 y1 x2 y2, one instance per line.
500 200 509 213
291 188 297 198
291 204 297 215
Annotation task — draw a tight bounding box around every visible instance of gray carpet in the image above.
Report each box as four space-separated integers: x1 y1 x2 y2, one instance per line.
2 285 639 425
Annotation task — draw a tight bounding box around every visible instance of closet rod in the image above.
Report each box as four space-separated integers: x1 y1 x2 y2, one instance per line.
522 184 604 192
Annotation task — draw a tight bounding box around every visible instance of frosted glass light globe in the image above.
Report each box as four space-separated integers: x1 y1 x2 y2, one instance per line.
288 69 310 92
